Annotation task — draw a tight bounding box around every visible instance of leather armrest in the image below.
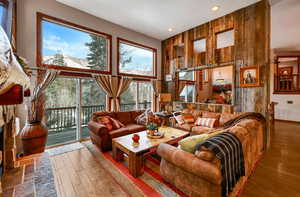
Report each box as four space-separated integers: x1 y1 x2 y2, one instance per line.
157 143 221 185
88 121 109 136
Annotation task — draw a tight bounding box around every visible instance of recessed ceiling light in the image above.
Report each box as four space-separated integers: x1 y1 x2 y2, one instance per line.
212 5 220 11
168 28 173 32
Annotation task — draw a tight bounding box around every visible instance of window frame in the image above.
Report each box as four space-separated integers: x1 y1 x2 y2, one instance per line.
117 37 157 79
0 0 8 29
120 79 153 111
36 12 112 76
215 28 235 50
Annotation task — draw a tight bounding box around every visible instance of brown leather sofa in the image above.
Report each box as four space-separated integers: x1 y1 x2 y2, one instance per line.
157 118 265 197
88 110 146 152
171 108 239 135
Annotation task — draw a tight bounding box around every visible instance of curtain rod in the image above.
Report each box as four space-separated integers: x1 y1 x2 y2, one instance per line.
28 66 158 80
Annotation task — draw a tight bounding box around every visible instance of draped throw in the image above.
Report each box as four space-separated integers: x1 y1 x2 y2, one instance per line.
29 69 60 122
94 75 132 112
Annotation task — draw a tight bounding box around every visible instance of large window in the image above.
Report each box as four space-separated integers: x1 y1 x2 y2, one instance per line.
118 38 157 78
121 81 152 111
38 13 112 74
0 0 7 29
179 71 196 102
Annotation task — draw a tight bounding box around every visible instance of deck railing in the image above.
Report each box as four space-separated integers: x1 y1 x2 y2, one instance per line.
46 102 151 132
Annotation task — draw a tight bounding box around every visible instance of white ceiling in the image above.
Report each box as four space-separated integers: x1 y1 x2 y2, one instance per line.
56 0 260 40
271 0 300 50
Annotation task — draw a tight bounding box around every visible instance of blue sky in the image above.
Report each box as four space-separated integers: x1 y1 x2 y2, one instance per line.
42 20 153 71
0 6 4 25
42 21 91 58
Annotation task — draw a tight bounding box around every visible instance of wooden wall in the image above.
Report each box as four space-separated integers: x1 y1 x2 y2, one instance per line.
161 0 270 116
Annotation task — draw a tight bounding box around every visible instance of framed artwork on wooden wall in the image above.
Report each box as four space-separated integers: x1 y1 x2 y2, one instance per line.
240 66 260 87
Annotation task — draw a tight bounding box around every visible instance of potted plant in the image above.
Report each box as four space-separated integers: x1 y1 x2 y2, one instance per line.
146 122 158 136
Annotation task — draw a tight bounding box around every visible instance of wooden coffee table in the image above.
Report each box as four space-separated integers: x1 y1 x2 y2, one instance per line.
112 127 189 177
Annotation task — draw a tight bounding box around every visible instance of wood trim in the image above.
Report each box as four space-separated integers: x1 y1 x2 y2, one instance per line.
0 0 9 7
275 119 300 125
36 12 112 75
117 37 157 79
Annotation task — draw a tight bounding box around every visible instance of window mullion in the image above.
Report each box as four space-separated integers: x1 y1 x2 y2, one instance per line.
136 82 139 110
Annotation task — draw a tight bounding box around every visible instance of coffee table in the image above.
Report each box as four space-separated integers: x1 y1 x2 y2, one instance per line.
112 127 189 177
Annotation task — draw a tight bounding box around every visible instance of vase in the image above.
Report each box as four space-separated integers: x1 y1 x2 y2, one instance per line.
132 134 140 143
21 121 48 156
148 130 155 136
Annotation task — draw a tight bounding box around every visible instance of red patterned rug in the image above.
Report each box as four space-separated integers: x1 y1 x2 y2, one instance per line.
83 141 188 197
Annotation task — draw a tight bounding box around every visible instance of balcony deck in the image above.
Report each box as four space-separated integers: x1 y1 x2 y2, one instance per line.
47 126 90 146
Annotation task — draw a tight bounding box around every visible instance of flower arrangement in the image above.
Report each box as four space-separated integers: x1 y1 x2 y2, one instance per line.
146 122 158 131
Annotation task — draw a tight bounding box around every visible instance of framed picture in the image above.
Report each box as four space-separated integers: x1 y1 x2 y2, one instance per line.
240 66 260 87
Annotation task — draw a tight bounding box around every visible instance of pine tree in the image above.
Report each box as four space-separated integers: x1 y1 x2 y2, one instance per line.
85 35 107 70
120 44 132 68
52 51 66 66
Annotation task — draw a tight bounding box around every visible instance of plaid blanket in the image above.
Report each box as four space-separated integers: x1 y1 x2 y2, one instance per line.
196 132 245 197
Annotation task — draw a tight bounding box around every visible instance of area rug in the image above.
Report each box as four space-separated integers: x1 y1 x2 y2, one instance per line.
46 142 84 156
83 141 188 197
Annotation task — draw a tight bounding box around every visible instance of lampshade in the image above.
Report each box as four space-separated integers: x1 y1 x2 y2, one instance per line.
159 93 172 102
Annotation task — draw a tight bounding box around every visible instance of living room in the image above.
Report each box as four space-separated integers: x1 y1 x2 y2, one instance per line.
0 0 299 196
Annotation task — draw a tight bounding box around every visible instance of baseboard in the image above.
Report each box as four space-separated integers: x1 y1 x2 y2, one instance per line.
275 119 300 124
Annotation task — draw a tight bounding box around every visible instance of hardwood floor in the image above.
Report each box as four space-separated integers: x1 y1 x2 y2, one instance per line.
3 121 300 197
50 148 128 197
242 121 300 196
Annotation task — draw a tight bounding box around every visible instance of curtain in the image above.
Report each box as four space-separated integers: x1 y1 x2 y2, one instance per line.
94 75 132 112
30 69 60 122
151 80 160 112
116 77 132 111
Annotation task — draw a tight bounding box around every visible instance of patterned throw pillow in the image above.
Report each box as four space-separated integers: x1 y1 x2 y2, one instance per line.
136 109 153 125
173 112 184 125
97 116 113 131
178 134 210 153
109 117 125 129
182 113 195 124
195 117 217 128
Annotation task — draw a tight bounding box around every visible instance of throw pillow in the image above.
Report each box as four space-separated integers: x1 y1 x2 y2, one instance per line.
173 112 184 125
135 109 153 125
182 113 195 124
178 134 210 153
109 117 125 129
202 112 221 127
97 116 113 131
195 117 217 128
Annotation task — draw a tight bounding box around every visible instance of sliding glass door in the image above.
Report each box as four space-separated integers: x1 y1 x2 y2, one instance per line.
45 77 106 146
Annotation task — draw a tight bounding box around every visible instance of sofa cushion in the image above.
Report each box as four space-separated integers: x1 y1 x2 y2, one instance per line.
182 113 195 124
176 123 193 131
135 109 152 125
179 134 210 153
96 116 113 131
131 110 144 121
202 112 221 127
109 117 125 129
173 112 184 125
115 111 133 125
126 124 146 133
191 126 214 135
219 112 237 127
92 112 116 121
109 127 131 138
195 117 217 128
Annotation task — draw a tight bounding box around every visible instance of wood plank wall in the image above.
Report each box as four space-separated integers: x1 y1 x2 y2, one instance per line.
161 0 270 116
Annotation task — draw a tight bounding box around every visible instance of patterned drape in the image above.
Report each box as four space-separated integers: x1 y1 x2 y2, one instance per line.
94 75 132 112
30 69 60 122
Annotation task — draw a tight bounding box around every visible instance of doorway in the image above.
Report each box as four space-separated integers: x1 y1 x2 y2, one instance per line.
45 77 106 146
